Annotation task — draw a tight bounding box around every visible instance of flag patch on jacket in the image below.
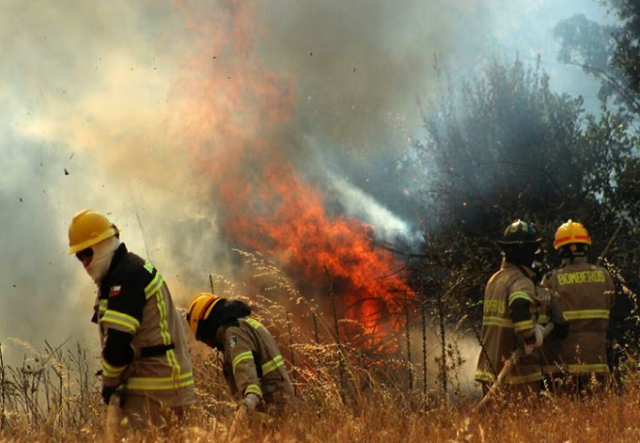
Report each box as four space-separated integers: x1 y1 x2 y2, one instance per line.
109 286 122 298
228 335 237 349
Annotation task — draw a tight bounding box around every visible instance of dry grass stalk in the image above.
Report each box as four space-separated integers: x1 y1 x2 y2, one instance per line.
0 251 638 442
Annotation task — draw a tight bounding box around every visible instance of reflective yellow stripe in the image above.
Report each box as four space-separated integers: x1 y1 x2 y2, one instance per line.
144 273 163 300
476 370 541 384
482 317 513 328
232 351 254 375
538 315 550 324
245 384 262 396
146 276 183 380
543 364 564 374
563 310 610 321
100 310 140 334
261 355 284 376
152 283 171 346
102 359 127 378
125 372 195 391
513 319 534 332
245 318 262 329
475 371 496 383
509 291 532 305
506 371 542 384
567 363 609 374
99 299 108 315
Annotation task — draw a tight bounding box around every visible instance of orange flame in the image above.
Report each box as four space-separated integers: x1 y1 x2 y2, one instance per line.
168 0 413 348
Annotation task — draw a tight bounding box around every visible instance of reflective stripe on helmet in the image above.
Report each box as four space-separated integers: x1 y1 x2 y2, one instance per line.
554 220 591 249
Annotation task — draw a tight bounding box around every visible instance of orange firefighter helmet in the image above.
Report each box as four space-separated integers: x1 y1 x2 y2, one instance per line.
67 209 118 255
553 219 591 250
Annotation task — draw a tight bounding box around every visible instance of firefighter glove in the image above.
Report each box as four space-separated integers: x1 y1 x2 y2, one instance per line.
523 324 545 355
101 385 118 405
242 393 261 413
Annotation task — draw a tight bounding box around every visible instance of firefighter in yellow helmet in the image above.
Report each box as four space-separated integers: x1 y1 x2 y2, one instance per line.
475 220 548 396
542 220 615 394
187 293 295 418
67 210 195 429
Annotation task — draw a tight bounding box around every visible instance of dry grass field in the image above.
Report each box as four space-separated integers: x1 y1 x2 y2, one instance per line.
2 315 639 443
1 258 638 443
1 345 640 443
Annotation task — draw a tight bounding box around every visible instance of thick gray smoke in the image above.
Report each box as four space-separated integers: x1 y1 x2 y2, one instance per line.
255 0 495 218
0 0 605 365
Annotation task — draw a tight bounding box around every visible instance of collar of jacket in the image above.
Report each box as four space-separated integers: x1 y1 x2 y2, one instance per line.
560 256 588 266
104 242 129 277
214 324 226 351
209 300 252 348
500 258 535 279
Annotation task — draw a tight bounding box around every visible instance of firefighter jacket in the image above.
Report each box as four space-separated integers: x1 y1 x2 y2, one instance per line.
543 257 614 375
215 317 295 414
535 284 568 375
93 243 195 407
475 260 542 386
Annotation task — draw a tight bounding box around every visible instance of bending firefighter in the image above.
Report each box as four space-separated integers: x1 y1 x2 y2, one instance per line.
542 220 615 393
475 220 567 396
187 293 295 418
67 210 195 428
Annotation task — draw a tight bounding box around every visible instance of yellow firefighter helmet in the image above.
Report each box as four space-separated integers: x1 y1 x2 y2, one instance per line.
67 209 118 255
187 293 222 337
553 219 591 250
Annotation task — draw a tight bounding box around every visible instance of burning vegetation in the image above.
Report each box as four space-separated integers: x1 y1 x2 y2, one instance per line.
3 0 640 441
168 0 418 350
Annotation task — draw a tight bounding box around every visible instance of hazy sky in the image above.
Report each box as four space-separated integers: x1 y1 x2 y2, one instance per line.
0 0 609 362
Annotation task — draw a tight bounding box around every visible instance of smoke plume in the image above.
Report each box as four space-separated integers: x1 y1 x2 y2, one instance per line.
0 0 605 362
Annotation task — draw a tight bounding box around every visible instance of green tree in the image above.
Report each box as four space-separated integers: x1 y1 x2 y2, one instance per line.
553 14 628 108
413 57 640 333
554 2 640 350
605 0 640 110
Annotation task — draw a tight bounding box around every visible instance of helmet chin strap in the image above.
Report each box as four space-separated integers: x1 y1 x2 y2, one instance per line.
86 237 121 284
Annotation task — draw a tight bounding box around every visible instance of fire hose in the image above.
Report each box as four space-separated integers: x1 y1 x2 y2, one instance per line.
474 322 555 412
